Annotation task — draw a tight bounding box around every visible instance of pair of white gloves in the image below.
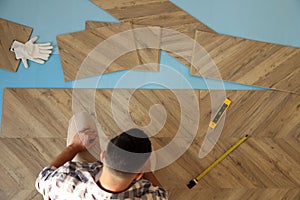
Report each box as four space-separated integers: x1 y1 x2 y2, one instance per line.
10 36 53 68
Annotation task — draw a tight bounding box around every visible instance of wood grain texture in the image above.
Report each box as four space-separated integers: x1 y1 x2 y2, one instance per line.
191 31 300 93
57 22 160 81
154 138 300 199
89 0 215 70
0 138 65 199
89 0 300 93
1 88 72 138
57 22 139 81
91 0 215 33
1 137 299 200
2 89 299 139
0 18 32 72
0 189 42 200
85 21 161 74
1 88 299 200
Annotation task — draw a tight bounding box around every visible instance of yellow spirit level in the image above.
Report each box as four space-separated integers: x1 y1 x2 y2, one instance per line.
209 98 232 129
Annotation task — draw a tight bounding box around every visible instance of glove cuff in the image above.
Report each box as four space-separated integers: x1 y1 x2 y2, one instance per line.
10 40 26 60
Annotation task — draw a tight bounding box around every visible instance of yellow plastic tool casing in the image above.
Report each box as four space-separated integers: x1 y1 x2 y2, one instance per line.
209 98 232 129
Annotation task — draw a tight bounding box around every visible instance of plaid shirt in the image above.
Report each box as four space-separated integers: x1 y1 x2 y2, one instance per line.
35 161 168 200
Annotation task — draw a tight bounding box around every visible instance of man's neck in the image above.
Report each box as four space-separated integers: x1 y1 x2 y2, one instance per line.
98 167 133 193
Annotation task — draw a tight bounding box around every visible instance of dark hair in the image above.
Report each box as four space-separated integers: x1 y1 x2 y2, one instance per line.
105 128 152 176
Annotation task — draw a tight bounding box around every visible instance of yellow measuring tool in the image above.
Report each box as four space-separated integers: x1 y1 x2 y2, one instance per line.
187 134 249 189
209 98 232 129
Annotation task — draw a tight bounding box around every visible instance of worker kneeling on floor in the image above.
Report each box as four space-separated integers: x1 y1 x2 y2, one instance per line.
35 127 168 199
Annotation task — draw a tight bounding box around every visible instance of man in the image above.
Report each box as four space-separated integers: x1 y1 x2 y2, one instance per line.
35 128 168 199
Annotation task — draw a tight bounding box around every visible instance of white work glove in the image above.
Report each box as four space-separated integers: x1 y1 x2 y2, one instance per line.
10 36 53 68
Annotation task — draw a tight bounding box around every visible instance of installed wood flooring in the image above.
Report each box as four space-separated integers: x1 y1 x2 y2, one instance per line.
1 88 299 199
0 18 32 72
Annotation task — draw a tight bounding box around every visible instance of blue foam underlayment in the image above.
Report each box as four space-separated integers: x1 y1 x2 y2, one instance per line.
0 0 119 54
170 0 300 48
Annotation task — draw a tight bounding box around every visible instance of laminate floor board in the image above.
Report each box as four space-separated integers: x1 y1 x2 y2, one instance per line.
0 137 298 200
85 20 202 69
198 90 300 139
1 88 200 138
153 137 300 189
91 0 215 33
0 138 65 191
0 189 42 200
191 31 300 93
90 0 214 69
85 21 161 73
1 88 72 138
91 0 169 9
85 21 120 30
164 188 300 200
2 89 299 140
0 18 33 72
57 22 160 81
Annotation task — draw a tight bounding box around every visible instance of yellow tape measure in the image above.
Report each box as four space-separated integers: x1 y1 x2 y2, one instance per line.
187 134 249 189
209 98 232 129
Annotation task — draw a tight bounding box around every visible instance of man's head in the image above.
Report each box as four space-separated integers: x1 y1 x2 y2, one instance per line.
103 128 152 180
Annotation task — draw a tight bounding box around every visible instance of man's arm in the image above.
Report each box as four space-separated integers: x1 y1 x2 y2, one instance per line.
49 129 97 168
49 144 82 168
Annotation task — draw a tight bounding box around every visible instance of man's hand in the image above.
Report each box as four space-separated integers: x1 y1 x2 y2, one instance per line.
71 128 98 152
49 128 98 168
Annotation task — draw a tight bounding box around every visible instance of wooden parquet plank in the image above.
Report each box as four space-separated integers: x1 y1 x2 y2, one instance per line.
2 89 300 139
0 138 65 190
1 88 72 138
85 21 161 74
57 22 138 81
57 22 160 81
0 137 299 200
0 18 32 72
0 189 42 200
191 31 300 93
85 21 119 30
165 188 300 200
89 0 213 69
91 0 215 33
0 138 65 200
153 137 300 188
200 90 300 139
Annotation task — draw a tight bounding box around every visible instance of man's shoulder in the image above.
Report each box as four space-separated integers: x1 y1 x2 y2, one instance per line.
36 161 103 183
130 179 168 199
60 160 103 171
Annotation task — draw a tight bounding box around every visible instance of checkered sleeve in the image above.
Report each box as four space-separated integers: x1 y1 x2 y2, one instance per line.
35 165 57 199
35 161 103 199
145 183 168 200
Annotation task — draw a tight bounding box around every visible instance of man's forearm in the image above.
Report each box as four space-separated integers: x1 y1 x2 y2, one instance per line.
49 144 81 168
